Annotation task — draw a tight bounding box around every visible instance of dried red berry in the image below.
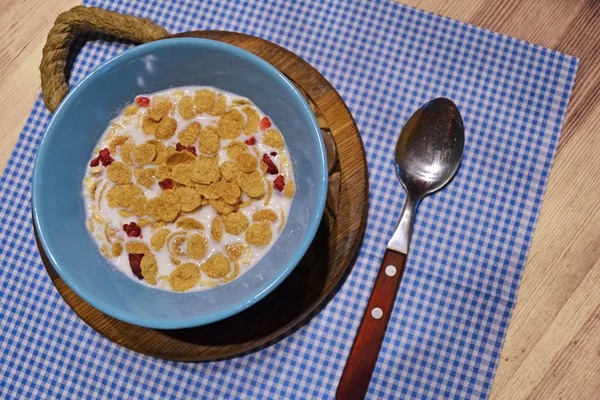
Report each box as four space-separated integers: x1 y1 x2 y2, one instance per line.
262 154 279 174
175 143 196 155
273 175 285 191
259 117 271 130
123 222 141 238
270 151 277 156
94 148 114 166
128 253 144 279
159 179 174 190
135 96 150 107
100 156 114 167
244 136 257 145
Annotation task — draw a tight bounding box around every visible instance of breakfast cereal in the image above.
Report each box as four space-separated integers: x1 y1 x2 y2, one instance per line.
83 86 295 292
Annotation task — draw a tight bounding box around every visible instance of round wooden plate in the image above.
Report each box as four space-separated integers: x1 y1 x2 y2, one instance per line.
35 31 368 361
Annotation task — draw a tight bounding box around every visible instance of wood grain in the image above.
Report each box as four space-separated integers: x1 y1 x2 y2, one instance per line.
3 0 600 397
337 249 407 400
34 30 369 361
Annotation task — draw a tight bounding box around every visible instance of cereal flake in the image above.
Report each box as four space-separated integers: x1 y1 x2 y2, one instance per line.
237 171 265 198
151 228 170 250
141 253 158 285
132 143 156 166
178 95 196 120
242 106 260 135
253 209 278 222
169 263 200 292
201 253 231 279
211 216 223 242
262 128 284 149
217 109 245 139
155 116 178 140
223 211 249 235
193 89 216 113
178 121 201 146
187 233 208 260
198 126 220 155
176 217 204 230
235 153 258 173
191 157 221 185
246 221 272 246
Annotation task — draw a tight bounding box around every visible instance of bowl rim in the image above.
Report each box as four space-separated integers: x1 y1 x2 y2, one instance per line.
32 37 328 329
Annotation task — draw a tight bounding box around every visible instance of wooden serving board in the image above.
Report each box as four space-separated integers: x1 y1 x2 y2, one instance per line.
36 31 368 361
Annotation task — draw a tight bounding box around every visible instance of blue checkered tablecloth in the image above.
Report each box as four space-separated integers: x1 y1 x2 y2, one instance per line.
0 0 578 399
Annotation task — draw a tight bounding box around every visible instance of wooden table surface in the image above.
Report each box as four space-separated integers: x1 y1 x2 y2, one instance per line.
1 1 598 398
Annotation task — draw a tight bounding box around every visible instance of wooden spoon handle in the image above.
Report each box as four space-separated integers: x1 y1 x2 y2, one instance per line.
336 249 407 400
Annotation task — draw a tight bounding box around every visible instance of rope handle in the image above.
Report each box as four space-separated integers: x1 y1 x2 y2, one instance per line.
40 6 169 112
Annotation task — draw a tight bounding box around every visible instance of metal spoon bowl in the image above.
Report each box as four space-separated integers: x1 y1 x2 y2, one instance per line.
389 98 464 254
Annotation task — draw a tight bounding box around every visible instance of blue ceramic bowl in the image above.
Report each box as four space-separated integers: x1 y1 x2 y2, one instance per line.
32 38 327 329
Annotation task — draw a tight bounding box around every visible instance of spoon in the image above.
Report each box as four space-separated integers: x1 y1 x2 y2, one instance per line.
336 98 464 400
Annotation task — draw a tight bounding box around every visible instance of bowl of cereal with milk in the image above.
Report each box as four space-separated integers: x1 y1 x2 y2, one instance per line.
32 38 327 329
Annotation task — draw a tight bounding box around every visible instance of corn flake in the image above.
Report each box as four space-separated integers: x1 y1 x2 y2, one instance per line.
246 221 272 246
211 216 223 243
134 167 156 188
262 128 284 149
178 95 196 120
253 209 278 222
208 94 227 116
172 163 194 187
283 180 296 198
242 106 260 135
176 217 204 230
155 116 178 140
225 243 245 261
235 153 258 173
121 139 135 166
187 233 208 260
142 116 159 135
212 180 241 205
169 263 200 292
201 253 230 279
151 228 170 251
125 241 150 254
147 140 167 164
106 184 144 208
145 191 181 222
155 164 172 181
178 121 201 146
119 210 134 218
198 126 220 155
175 186 203 212
237 171 265 198
225 140 248 159
217 109 245 139
108 135 130 153
220 161 240 182
166 151 196 167
112 242 123 257
132 143 156 166
147 96 173 121
129 195 148 217
223 211 249 235
141 253 158 285
193 89 216 113
209 198 238 215
151 221 167 232
195 183 220 200
124 105 139 116
137 218 152 227
191 157 221 184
